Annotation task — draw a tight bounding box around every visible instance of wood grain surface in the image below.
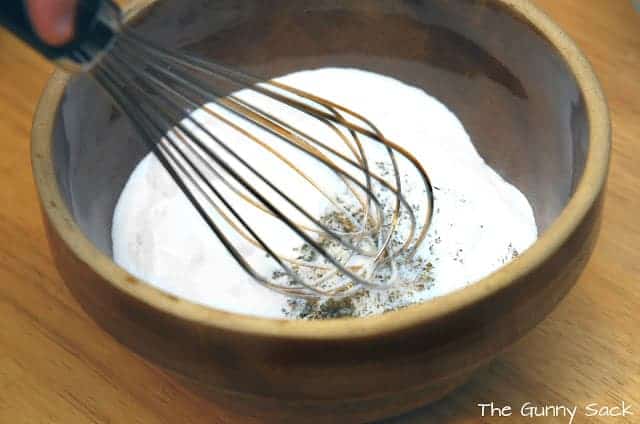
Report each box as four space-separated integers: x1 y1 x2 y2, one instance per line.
0 1 638 423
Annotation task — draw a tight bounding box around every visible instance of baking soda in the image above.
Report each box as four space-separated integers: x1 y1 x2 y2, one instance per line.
112 68 538 319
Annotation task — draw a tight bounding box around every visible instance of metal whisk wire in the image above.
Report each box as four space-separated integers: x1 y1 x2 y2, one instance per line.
92 29 434 298
0 0 434 298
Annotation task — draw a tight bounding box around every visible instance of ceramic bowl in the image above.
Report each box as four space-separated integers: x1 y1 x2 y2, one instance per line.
31 0 610 422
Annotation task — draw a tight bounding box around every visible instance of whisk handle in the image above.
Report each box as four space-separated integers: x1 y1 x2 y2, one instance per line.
0 0 121 70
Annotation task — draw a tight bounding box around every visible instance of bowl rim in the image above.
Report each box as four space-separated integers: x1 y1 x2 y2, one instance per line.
31 0 610 340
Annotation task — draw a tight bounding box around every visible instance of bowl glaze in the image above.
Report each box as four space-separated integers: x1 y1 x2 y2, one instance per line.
31 0 609 422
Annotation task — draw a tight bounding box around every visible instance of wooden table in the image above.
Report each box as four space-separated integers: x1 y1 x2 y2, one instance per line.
0 1 638 423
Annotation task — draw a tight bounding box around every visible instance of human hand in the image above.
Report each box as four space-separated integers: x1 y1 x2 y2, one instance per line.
26 0 77 46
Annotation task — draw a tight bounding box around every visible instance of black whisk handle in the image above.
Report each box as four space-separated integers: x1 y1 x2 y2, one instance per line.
0 0 122 69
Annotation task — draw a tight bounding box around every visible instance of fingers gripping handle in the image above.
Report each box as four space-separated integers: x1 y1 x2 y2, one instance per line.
0 0 121 69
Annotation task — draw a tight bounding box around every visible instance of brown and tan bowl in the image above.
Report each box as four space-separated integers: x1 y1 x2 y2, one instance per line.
31 0 610 422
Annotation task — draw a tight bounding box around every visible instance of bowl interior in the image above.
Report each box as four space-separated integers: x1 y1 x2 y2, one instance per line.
51 0 588 258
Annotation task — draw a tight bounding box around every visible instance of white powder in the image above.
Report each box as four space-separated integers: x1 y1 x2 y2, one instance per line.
112 68 538 319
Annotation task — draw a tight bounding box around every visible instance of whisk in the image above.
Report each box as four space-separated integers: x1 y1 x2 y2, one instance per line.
2 0 434 298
